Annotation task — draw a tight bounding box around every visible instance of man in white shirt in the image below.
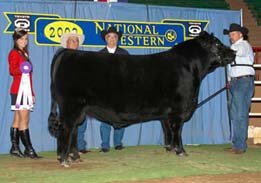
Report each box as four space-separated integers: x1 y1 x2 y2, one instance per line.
224 23 255 154
60 31 90 154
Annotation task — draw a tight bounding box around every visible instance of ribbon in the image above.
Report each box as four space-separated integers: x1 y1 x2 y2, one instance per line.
15 61 33 110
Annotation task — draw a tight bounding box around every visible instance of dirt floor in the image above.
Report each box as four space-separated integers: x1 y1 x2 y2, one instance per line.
2 144 261 183
9 160 261 183
6 160 261 183
115 173 261 183
8 157 261 183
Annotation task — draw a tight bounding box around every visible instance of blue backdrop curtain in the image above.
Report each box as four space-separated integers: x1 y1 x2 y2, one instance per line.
0 0 240 154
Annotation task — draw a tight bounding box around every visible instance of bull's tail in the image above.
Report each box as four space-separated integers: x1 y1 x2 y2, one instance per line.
48 48 65 137
48 92 60 138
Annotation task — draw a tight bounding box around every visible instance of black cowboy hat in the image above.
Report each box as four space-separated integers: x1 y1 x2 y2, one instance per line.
101 27 122 41
223 23 249 35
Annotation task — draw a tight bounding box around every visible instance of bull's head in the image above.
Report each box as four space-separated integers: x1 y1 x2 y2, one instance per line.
198 31 235 71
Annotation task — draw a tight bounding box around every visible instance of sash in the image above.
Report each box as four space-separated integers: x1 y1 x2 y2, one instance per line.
15 61 33 110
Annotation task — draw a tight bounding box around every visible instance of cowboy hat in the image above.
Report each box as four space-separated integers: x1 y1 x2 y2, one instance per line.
223 23 249 35
101 27 122 41
60 30 85 48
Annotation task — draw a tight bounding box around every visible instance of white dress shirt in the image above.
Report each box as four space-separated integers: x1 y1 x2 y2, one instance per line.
227 38 255 81
106 46 116 54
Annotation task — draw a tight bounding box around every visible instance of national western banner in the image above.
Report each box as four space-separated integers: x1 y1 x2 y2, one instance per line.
35 18 186 48
4 12 209 49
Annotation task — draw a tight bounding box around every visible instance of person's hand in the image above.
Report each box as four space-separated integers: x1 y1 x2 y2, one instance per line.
226 82 230 89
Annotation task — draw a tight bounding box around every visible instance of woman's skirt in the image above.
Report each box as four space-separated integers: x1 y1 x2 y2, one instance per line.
11 94 34 111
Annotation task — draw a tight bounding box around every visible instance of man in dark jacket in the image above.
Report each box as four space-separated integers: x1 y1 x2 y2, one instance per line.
99 27 129 152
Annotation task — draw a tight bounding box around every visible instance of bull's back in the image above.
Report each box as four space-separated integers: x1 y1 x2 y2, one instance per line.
55 51 169 94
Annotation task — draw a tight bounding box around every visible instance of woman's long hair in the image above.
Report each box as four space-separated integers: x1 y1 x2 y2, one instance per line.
12 29 29 60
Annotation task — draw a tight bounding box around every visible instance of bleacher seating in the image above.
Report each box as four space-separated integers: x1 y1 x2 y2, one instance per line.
128 0 229 9
71 0 230 9
244 0 261 25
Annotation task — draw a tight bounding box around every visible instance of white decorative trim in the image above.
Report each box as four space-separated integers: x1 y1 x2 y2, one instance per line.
249 113 261 116
254 81 261 84
253 64 261 68
252 98 261 101
11 105 33 111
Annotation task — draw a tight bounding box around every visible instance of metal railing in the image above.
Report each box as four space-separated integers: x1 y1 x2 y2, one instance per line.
250 47 261 117
253 47 261 84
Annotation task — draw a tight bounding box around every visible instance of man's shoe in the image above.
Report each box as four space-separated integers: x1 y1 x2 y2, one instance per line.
230 149 245 154
100 148 110 153
78 149 90 154
115 145 125 150
224 148 245 154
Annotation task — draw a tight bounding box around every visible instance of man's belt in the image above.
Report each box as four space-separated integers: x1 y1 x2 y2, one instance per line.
231 64 254 68
231 75 254 80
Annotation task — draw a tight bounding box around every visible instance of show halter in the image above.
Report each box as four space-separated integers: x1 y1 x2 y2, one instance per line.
15 61 33 109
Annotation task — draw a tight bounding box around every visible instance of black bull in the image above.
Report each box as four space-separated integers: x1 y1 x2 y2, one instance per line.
48 31 235 166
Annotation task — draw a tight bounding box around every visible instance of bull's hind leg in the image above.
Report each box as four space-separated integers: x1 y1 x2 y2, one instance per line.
58 126 80 163
58 102 86 167
58 122 74 167
57 132 62 161
69 128 81 163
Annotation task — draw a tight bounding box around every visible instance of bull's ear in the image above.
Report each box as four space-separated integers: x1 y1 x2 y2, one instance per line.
199 31 209 36
210 33 214 36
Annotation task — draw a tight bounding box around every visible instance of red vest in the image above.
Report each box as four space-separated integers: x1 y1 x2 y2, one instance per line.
8 49 34 96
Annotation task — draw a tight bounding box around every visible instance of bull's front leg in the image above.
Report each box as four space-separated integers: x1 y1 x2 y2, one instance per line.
171 122 187 156
160 119 173 151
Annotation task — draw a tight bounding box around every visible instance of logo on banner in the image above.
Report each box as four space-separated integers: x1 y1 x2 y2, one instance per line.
3 12 209 48
14 14 31 31
3 12 61 34
162 19 209 40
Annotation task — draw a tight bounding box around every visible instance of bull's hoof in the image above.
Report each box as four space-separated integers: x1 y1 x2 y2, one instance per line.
176 151 188 157
61 160 71 168
73 158 84 163
69 155 83 163
69 153 81 162
165 145 173 152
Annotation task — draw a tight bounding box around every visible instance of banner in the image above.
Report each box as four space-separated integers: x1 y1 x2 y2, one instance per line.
35 18 187 48
4 12 209 49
